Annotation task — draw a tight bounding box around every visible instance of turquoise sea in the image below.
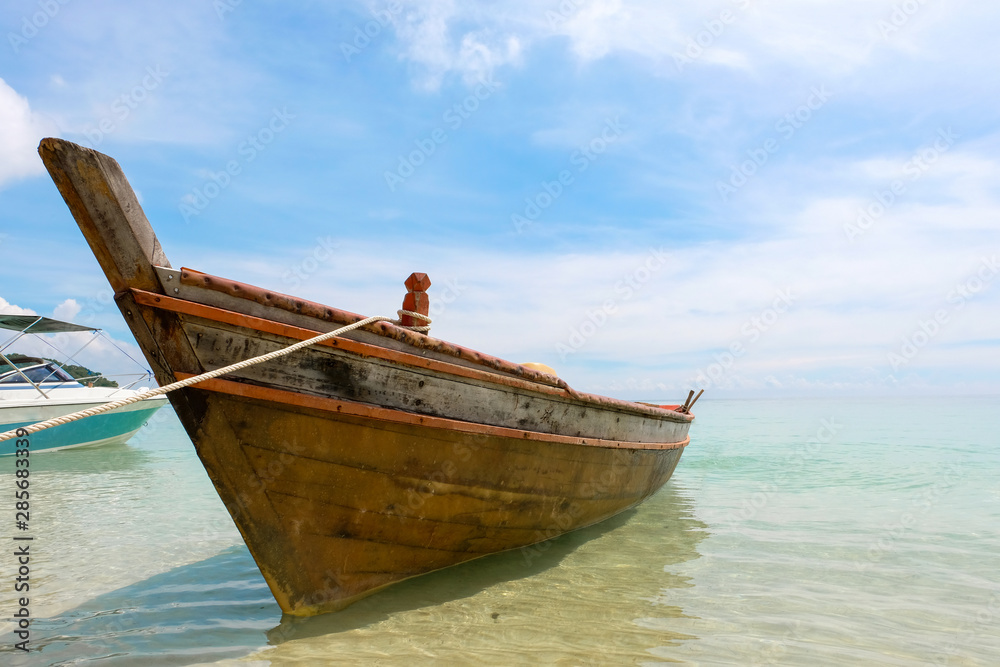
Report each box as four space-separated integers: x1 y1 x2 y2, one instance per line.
2 397 998 665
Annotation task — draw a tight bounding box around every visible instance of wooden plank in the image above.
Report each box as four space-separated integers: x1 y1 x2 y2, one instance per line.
38 138 169 294
175 318 688 442
125 289 688 442
240 437 669 513
136 284 692 426
154 268 698 423
179 373 690 451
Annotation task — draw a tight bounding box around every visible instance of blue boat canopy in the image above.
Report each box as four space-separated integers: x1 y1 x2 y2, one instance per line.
0 315 97 334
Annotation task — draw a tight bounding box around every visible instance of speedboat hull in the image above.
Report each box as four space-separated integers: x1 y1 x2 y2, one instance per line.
0 395 167 455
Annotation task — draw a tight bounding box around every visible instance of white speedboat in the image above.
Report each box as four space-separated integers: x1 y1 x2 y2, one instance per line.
0 314 167 455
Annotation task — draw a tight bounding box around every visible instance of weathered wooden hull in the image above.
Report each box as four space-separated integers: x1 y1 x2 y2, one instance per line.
184 384 685 612
38 137 695 616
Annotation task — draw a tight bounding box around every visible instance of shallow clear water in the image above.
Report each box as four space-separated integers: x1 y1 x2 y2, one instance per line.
2 397 998 665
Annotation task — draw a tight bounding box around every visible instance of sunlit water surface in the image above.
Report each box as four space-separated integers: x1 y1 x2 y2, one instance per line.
2 397 998 665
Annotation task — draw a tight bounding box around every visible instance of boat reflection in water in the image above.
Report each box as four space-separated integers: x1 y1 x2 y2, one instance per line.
19 482 704 665
262 481 707 664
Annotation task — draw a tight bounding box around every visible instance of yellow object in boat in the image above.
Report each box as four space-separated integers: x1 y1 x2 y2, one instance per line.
521 362 558 377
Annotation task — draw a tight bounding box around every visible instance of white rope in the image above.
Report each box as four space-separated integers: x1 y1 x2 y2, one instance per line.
396 309 432 333
0 310 432 444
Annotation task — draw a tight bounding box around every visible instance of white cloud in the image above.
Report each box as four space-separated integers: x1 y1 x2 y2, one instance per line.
0 297 37 317
4 0 994 399
383 0 996 83
0 79 58 188
53 299 83 322
185 167 1000 398
388 1 524 89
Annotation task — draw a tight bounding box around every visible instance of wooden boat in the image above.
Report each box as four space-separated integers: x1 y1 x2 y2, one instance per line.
38 137 696 616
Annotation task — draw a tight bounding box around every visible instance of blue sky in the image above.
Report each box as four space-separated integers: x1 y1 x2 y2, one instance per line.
1 0 998 399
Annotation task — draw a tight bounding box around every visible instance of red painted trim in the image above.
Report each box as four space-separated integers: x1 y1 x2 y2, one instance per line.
173 269 696 423
174 373 690 451
133 289 579 398
131 288 693 424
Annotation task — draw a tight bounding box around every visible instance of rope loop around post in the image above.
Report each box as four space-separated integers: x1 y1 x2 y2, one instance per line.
397 309 431 332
